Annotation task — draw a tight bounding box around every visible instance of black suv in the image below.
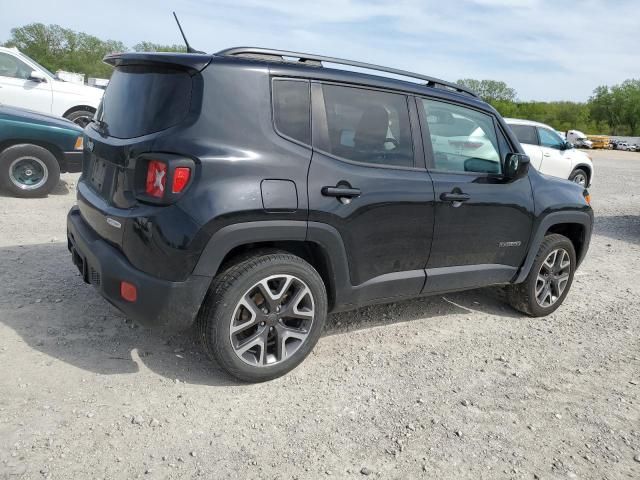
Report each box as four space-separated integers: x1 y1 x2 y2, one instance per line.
67 47 593 382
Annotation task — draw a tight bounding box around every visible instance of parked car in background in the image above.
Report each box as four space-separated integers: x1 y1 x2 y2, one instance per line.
617 142 631 151
0 105 83 197
0 47 103 127
566 130 593 149
506 118 594 186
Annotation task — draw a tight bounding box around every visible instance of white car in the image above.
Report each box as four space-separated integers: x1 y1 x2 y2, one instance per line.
0 47 103 127
506 118 594 187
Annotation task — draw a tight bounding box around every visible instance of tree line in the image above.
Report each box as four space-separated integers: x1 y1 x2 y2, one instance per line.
459 79 640 136
2 23 185 79
3 23 639 136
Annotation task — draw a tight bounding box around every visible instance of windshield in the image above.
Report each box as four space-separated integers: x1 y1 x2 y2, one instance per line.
17 52 56 79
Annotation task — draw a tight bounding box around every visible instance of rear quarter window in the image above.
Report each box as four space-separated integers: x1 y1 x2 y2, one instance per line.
100 65 193 139
272 79 311 145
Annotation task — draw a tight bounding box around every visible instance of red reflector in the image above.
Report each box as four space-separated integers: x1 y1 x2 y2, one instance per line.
172 167 191 193
120 281 137 302
145 160 167 198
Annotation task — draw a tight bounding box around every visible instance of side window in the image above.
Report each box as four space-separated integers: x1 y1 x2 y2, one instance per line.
0 52 33 80
420 98 502 174
272 79 311 145
537 128 564 150
509 125 538 146
319 84 413 168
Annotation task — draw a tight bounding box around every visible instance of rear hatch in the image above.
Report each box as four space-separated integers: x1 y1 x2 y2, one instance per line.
79 53 210 245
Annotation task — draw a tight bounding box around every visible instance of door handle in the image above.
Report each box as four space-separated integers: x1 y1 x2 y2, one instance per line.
543 153 551 157
322 186 361 198
440 192 470 203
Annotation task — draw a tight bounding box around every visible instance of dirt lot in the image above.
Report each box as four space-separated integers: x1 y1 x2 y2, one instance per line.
0 150 639 479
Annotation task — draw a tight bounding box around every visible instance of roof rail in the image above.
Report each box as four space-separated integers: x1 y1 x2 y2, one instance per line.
216 47 478 98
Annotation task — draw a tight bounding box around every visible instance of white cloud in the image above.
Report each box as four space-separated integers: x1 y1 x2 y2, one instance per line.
1 0 637 100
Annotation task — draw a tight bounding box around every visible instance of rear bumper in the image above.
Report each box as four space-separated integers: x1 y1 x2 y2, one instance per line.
62 151 83 173
67 206 211 330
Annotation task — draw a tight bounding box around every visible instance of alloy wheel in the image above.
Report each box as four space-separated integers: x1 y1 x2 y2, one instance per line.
9 157 48 191
572 173 587 186
72 114 93 128
230 274 315 366
535 248 571 308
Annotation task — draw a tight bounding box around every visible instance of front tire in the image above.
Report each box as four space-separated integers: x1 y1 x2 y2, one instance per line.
64 109 94 128
197 252 328 382
0 144 61 198
569 168 588 186
506 234 576 317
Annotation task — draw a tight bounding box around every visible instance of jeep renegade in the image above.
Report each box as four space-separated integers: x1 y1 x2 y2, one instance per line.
67 47 593 382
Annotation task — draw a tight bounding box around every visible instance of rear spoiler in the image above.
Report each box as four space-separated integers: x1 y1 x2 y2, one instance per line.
103 52 213 72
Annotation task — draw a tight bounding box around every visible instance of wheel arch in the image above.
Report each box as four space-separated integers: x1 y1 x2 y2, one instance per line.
62 105 96 118
514 211 593 283
0 140 63 166
192 221 351 311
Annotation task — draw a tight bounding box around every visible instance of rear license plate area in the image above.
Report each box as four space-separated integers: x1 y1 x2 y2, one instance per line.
90 158 108 191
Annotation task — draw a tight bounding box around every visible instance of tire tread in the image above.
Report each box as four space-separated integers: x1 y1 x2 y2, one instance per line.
507 233 575 316
196 251 326 382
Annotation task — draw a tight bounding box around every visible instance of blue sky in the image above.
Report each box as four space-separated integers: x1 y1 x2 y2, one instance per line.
1 0 637 101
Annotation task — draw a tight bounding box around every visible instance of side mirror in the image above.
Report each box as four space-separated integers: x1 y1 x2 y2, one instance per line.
28 70 47 83
505 153 530 179
563 141 574 150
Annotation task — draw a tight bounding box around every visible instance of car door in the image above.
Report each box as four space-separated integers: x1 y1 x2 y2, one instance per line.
0 52 52 114
307 82 435 305
537 127 573 179
417 97 534 293
508 123 543 169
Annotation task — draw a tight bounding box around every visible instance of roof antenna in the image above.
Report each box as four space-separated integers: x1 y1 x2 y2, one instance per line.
173 12 204 54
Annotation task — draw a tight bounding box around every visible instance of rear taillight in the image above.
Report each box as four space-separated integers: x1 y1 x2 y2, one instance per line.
145 160 167 198
172 167 191 194
136 155 195 204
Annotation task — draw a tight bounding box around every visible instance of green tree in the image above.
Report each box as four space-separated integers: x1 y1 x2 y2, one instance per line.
589 80 640 135
3 23 125 78
132 42 187 53
457 79 517 103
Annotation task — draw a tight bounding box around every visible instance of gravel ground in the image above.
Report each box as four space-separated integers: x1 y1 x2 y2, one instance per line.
0 150 639 480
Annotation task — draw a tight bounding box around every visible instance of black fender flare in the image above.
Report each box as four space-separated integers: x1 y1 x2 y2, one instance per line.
193 220 307 277
192 220 352 307
514 210 593 283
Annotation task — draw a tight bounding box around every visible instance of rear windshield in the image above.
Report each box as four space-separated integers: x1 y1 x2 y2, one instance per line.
100 65 193 139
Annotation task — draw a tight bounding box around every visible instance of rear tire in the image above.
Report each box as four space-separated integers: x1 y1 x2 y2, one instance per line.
506 234 576 317
569 168 588 186
197 251 328 382
0 144 60 198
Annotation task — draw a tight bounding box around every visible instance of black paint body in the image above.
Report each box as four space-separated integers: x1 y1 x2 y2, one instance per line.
66 51 593 329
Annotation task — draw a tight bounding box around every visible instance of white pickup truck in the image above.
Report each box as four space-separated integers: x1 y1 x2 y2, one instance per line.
0 47 103 127
566 130 593 149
